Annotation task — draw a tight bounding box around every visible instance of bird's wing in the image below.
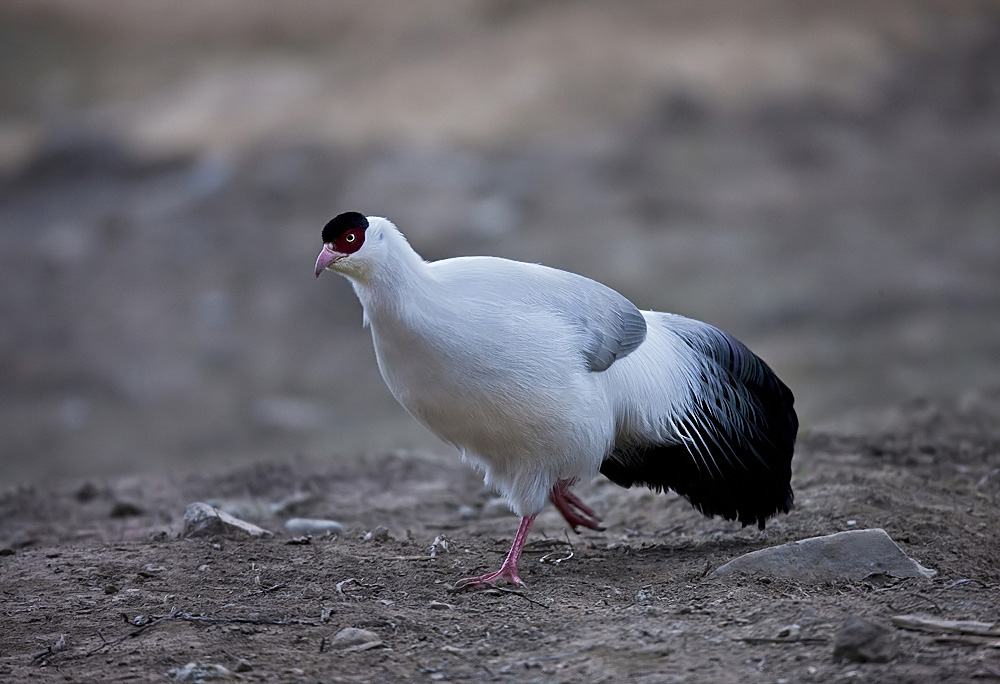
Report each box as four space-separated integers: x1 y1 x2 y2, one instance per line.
431 256 647 372
551 278 648 372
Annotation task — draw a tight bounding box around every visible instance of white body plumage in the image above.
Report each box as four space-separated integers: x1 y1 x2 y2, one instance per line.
316 213 797 587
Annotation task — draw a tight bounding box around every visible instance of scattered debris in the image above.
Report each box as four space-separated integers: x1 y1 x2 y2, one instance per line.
284 518 344 536
363 526 391 543
30 633 67 665
167 661 240 681
246 583 286 597
833 616 899 663
892 614 1000 646
327 627 384 652
710 529 936 582
430 535 451 558
183 502 273 540
335 577 385 600
428 600 455 610
286 535 312 545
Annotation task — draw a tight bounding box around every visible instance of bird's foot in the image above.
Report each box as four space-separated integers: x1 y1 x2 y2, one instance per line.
451 514 536 592
549 479 604 532
451 566 524 592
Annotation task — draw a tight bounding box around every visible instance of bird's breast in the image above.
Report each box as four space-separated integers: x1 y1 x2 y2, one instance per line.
366 308 610 467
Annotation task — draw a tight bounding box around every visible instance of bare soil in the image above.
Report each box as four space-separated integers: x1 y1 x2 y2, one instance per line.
2 3 1000 683
2 392 999 683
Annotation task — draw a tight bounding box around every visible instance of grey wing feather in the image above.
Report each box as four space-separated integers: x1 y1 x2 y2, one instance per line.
558 280 647 372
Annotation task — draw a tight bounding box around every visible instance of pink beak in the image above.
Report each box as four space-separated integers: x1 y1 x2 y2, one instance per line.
314 245 342 277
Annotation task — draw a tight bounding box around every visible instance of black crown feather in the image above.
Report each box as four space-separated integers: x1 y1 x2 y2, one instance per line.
322 212 368 243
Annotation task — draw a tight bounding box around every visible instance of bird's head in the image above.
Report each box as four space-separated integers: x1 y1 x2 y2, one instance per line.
314 212 383 279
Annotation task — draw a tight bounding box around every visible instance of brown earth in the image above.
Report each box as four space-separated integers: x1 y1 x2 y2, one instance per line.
2 3 1000 683
2 391 999 683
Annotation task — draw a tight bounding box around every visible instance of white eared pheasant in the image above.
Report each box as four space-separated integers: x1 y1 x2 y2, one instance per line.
315 212 797 589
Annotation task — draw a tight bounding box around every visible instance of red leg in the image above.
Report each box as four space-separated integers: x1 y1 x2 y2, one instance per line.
549 479 604 532
453 514 537 590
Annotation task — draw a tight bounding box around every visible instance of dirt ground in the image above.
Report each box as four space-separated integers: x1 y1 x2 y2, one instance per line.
2 2 1000 683
2 391 999 683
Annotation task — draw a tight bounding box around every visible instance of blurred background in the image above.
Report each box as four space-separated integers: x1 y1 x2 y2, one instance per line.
1 0 999 484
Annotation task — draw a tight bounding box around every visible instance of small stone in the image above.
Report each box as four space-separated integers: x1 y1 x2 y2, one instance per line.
110 501 144 518
233 659 252 673
776 624 801 640
284 518 344 536
363 526 391 543
328 627 383 652
183 502 273 540
167 661 238 681
286 536 312 545
457 505 476 520
833 616 899 663
104 585 119 594
428 600 454 610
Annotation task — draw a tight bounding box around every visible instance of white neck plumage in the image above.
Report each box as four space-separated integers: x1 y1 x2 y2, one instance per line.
346 222 432 327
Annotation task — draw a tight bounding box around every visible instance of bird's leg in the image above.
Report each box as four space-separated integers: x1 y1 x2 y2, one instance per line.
549 479 604 532
452 514 537 591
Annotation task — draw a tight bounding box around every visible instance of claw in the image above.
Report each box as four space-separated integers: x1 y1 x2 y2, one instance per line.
549 479 604 532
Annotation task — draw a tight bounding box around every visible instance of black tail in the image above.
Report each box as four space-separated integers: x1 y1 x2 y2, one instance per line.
600 324 797 530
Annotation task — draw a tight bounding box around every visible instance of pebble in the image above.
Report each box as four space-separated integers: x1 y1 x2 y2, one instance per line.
284 518 344 536
183 502 273 540
833 616 899 663
166 661 237 681
328 627 383 652
457 505 477 520
709 528 936 582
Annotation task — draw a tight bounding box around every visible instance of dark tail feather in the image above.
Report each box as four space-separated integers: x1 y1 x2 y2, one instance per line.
600 325 797 530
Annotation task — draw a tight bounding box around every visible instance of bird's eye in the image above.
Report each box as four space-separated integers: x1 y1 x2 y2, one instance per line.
346 233 356 242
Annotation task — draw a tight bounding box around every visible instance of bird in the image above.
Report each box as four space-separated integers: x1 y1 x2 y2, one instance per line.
315 212 797 589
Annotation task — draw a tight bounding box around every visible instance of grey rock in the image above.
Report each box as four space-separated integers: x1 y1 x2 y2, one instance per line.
328 627 383 652
183 502 273 540
710 528 936 582
833 616 899 663
167 661 239 681
284 518 345 536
